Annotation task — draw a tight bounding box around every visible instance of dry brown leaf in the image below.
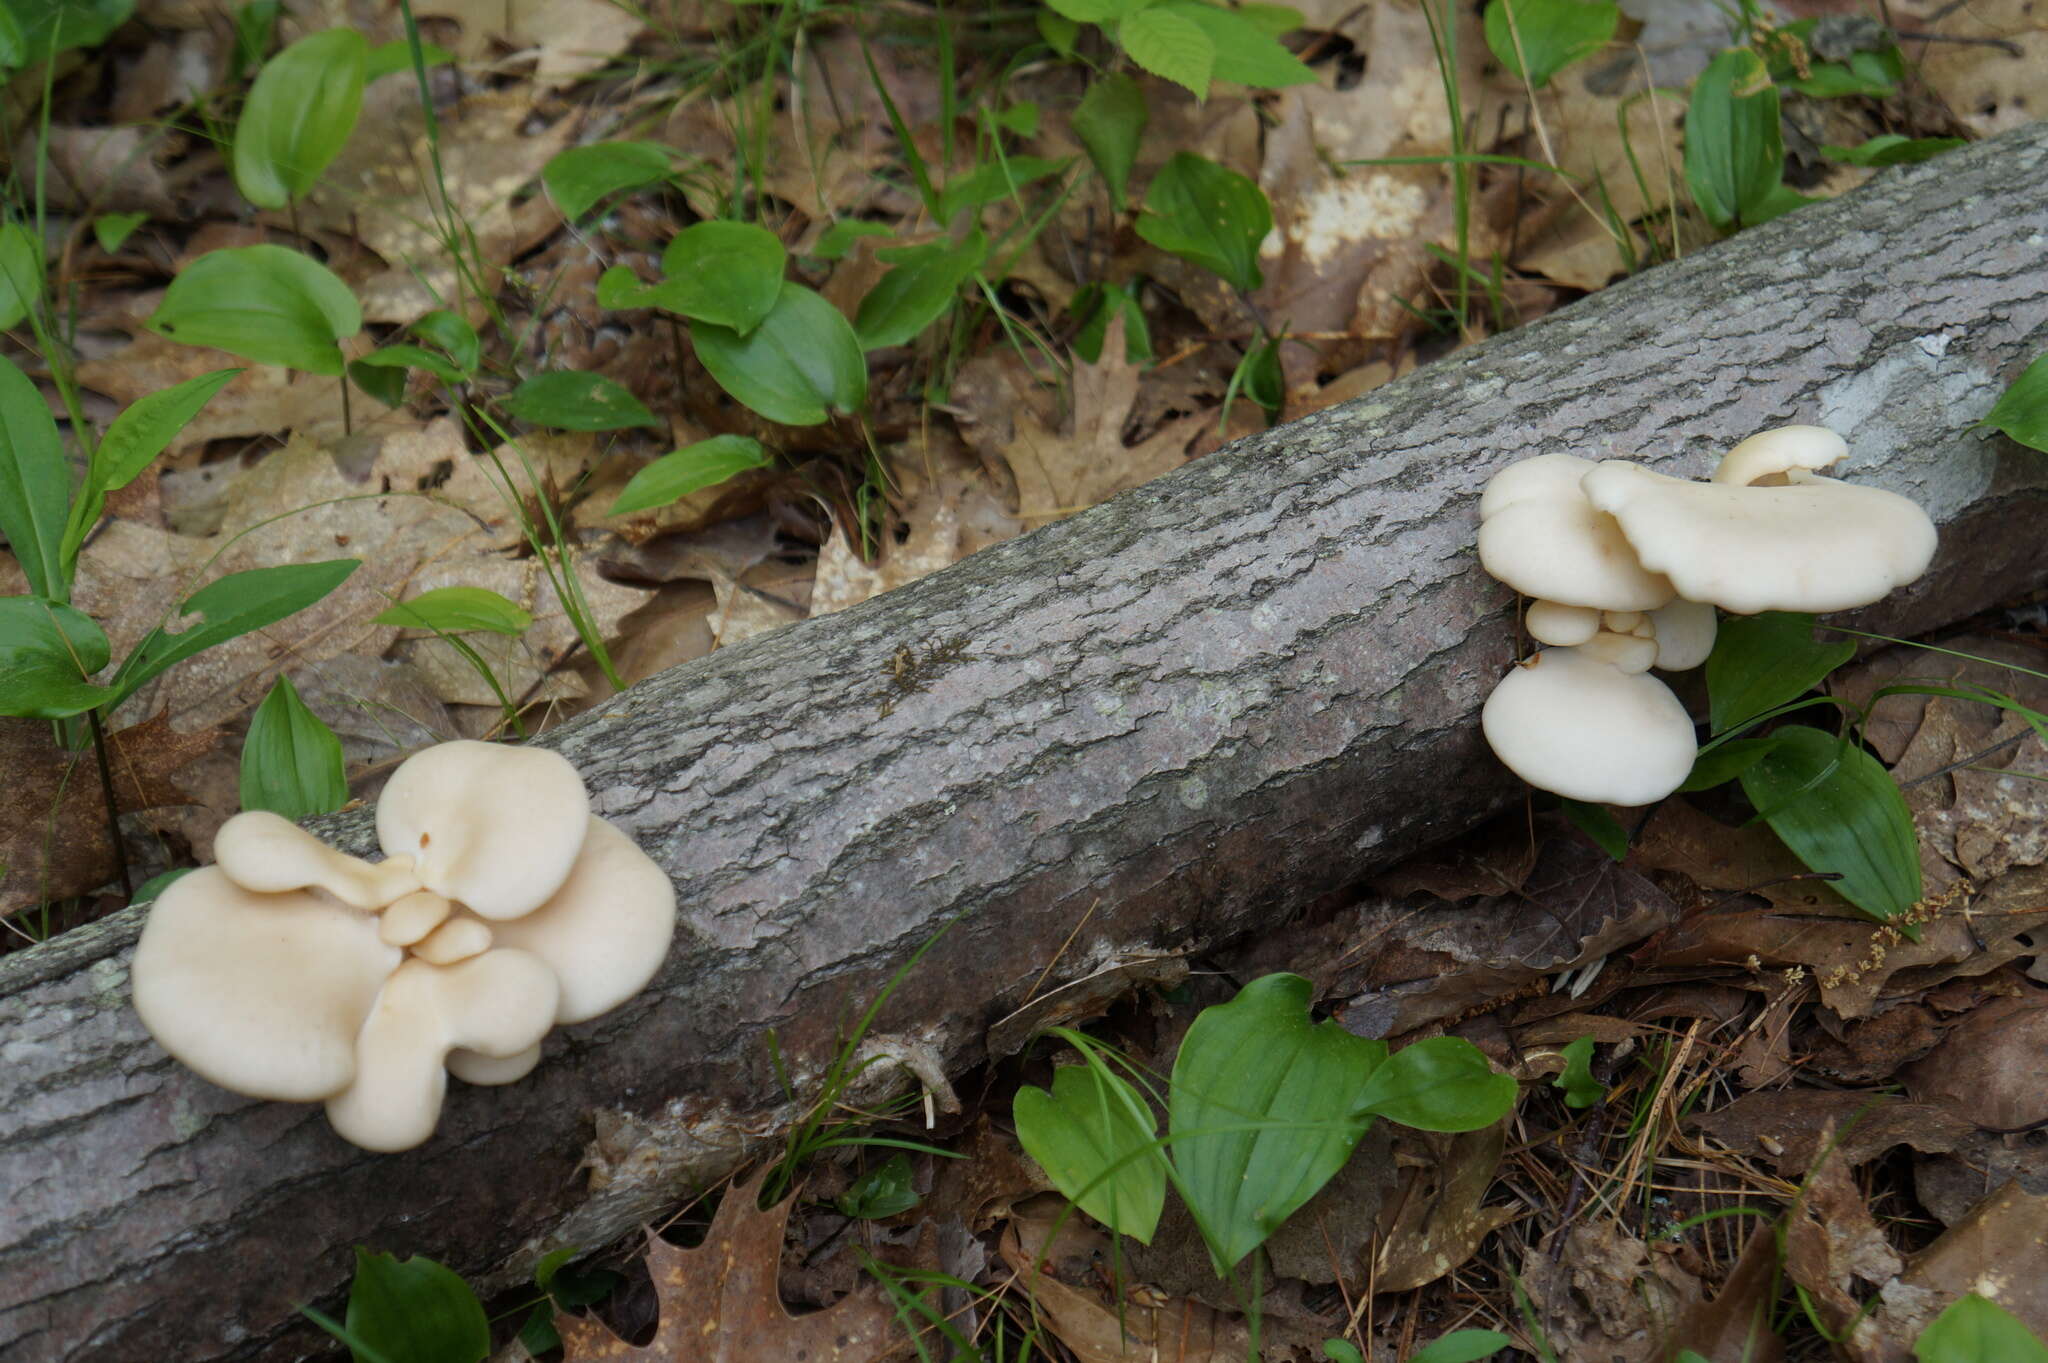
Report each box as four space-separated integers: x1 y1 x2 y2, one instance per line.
1851 1182 2048 1362
708 564 807 649
1902 990 2048 1130
414 0 649 81
20 125 177 215
1689 1090 1975 1178
556 1169 901 1362
1668 1225 1787 1363
1520 1218 1704 1362
1783 1131 1905 1337
997 1226 1255 1363
1370 1123 1515 1291
1897 0 2048 137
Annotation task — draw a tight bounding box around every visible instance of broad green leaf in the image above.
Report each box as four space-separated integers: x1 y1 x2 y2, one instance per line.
1705 611 1852 734
1240 2 1303 34
1169 973 1385 1271
1680 734 1778 792
229 0 278 77
91 211 147 252
1980 351 2048 453
1238 332 1283 412
1483 0 1617 88
66 367 242 571
1789 48 1901 98
1355 1035 1517 1131
109 559 360 708
501 371 657 431
1409 1330 1514 1363
347 357 407 409
1684 48 1784 231
0 595 112 718
1552 1037 1602 1109
0 350 70 602
344 1249 490 1363
353 343 466 386
988 101 1039 136
541 140 673 221
1914 1293 2048 1363
240 672 347 819
0 220 41 330
691 283 867 426
1037 8 1081 54
932 156 1066 226
363 37 451 82
1560 797 1627 861
812 219 893 261
836 1153 922 1219
1073 73 1147 210
651 221 788 333
1119 6 1215 99
855 230 987 350
1740 724 1921 926
1322 1342 1365 1363
412 310 480 376
609 435 769 516
1821 134 1964 167
1137 153 1272 293
232 28 367 209
1045 0 1130 21
147 245 361 375
1070 282 1153 364
1014 1059 1165 1243
5 0 134 63
0 0 22 63
129 865 193 907
374 586 532 635
1163 1 1314 88
521 1248 621 1354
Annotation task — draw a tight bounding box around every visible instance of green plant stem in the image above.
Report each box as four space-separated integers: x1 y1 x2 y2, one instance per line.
85 706 132 898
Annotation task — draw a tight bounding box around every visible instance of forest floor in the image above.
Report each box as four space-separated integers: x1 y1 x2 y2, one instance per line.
4 0 2048 1357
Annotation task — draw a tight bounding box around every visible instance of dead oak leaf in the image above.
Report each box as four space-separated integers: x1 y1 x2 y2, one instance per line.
555 1169 901 1363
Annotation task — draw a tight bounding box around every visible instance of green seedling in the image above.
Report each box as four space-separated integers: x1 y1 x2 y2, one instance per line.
240 673 348 820
1040 0 1313 99
856 231 989 351
609 435 771 517
374 586 536 736
501 371 659 432
1684 47 1809 232
303 1249 488 1363
692 282 868 426
1981 351 2048 453
543 140 681 222
1072 72 1147 211
1484 0 1618 89
1915 1293 2048 1362
232 28 368 212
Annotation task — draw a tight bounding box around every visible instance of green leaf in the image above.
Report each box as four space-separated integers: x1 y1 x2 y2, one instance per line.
344 1249 489 1363
373 585 533 635
1169 973 1385 1271
1821 134 1964 167
812 219 894 261
1560 797 1628 861
1355 1035 1517 1131
1238 332 1283 412
240 672 348 819
5 0 134 63
1914 1293 2048 1363
0 350 71 602
1014 1058 1165 1243
363 37 451 82
988 101 1040 136
501 371 657 431
91 211 147 252
232 28 368 209
411 310 480 376
109 559 360 709
1684 47 1784 232
147 245 361 375
1483 0 1618 89
933 156 1067 225
1073 73 1147 210
1980 350 2048 454
691 283 867 426
1679 734 1778 792
353 343 466 386
0 220 42 331
1037 8 1081 55
1045 0 1132 22
836 1152 922 1219
1740 724 1921 926
608 435 769 516
1070 282 1154 364
855 230 987 350
1240 3 1304 35
1409 1330 1515 1363
0 595 113 717
521 1248 621 1354
129 865 192 908
347 357 407 409
1789 48 1900 98
1322 1342 1365 1363
1118 6 1215 99
0 0 23 64
229 0 278 77
1705 611 1853 734
1552 1037 1603 1109
1137 152 1272 293
66 367 242 572
652 221 789 333
541 140 674 222
1163 1 1315 88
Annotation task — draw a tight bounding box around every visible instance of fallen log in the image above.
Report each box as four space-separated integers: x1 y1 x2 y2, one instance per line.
6 120 2048 1363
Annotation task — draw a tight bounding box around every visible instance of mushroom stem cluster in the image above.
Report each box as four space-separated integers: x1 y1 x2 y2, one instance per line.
131 740 676 1152
1475 426 1937 807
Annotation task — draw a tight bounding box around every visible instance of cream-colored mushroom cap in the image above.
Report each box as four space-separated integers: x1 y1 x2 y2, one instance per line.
132 867 401 1101
1649 599 1717 671
1478 457 1676 612
1580 631 1657 674
377 740 590 920
324 951 559 1152
1526 600 1600 647
214 811 419 910
1481 647 1697 806
485 816 677 1023
1581 461 1938 615
1712 425 1847 487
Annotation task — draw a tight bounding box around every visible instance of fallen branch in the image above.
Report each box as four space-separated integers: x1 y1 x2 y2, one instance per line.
5 121 2048 1363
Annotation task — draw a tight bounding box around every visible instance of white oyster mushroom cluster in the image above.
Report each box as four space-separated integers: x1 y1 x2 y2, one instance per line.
131 740 676 1152
1477 426 1938 807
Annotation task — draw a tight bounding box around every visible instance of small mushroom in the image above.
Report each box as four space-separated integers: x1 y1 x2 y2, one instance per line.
1711 424 1847 487
376 740 591 920
1526 600 1601 646
1481 646 1697 805
1580 460 1938 615
1648 599 1718 671
213 810 419 911
1478 454 1676 611
1579 631 1658 674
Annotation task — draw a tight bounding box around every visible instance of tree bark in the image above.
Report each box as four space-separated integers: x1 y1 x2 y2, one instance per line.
7 122 2048 1363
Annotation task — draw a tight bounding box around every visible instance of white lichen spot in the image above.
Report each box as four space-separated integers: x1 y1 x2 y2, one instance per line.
1274 174 1430 265
1353 825 1385 851
1091 691 1127 718
169 1092 209 1142
1178 776 1210 810
88 956 128 1009
1916 330 1955 358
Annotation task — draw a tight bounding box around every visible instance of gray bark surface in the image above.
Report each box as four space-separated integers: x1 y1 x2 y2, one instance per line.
7 121 2048 1363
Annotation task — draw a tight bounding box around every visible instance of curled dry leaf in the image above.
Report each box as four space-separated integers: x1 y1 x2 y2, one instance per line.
998 1225 1256 1363
1902 990 2048 1130
1369 1123 1514 1292
1518 1218 1704 1363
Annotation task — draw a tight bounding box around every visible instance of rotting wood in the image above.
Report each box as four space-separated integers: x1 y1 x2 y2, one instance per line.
6 121 2048 1363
